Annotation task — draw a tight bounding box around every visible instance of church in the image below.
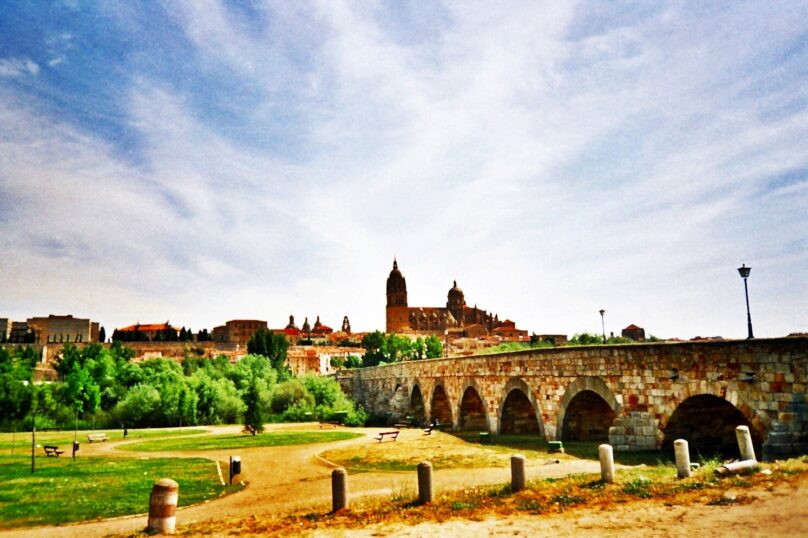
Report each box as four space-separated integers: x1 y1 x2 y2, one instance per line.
385 259 527 339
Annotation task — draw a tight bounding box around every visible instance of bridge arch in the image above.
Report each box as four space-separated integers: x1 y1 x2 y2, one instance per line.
458 380 491 432
497 377 545 436
429 383 454 428
409 382 426 425
557 376 620 442
660 383 766 458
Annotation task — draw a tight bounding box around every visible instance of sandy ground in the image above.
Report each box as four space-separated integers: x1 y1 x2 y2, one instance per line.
2 425 806 537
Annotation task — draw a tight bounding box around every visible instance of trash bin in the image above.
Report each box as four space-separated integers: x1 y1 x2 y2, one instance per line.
229 456 241 484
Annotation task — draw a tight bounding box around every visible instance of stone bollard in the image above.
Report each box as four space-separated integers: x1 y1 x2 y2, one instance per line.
674 439 691 479
735 425 756 461
599 444 615 483
511 455 526 492
417 461 433 504
331 468 348 512
147 478 179 535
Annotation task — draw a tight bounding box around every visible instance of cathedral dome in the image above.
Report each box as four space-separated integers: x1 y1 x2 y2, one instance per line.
448 280 464 301
386 259 407 294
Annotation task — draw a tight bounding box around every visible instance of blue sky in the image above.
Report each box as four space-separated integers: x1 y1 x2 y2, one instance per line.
1 1 806 339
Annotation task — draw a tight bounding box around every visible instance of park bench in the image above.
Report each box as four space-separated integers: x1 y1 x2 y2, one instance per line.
87 433 109 443
423 426 434 435
43 445 64 457
319 421 341 429
374 431 400 443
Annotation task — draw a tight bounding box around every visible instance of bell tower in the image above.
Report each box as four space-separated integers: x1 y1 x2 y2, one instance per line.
385 259 411 332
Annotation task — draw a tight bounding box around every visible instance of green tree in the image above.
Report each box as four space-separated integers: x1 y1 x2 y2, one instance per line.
247 329 289 376
242 375 265 435
424 335 443 358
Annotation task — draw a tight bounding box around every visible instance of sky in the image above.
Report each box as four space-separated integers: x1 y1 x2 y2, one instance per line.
1 1 806 340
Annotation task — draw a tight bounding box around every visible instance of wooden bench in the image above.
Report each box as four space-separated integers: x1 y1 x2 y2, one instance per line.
44 445 64 457
319 421 341 429
87 433 109 443
393 421 412 428
374 431 400 443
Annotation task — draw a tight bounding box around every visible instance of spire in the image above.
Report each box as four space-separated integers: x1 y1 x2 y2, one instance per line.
393 257 398 270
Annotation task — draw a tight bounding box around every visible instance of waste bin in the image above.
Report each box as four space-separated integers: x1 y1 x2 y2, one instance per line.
229 456 241 484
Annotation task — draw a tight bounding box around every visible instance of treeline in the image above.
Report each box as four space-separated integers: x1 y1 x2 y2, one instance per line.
0 340 366 433
356 331 443 367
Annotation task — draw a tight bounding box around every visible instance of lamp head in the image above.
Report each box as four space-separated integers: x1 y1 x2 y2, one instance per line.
737 264 751 278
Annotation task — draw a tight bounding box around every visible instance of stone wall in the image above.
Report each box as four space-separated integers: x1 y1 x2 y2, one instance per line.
341 337 808 459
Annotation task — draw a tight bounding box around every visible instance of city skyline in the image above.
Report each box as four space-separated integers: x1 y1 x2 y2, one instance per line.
1 2 807 339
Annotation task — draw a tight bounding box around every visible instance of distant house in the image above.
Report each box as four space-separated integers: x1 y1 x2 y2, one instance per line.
115 322 177 342
622 324 646 342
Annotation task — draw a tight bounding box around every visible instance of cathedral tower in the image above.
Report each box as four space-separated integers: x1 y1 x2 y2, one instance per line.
385 259 411 332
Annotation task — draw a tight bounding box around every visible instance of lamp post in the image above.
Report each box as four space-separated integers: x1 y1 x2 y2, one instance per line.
737 264 754 339
599 309 606 344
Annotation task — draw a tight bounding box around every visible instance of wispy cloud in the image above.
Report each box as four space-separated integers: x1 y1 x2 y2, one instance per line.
0 1 806 337
0 57 39 77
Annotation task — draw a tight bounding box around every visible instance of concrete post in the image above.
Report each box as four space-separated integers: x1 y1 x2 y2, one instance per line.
599 444 615 483
735 425 756 462
417 462 433 504
147 478 179 534
331 468 348 512
511 454 526 492
674 439 691 479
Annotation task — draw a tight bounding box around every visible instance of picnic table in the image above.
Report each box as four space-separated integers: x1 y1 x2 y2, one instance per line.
44 445 64 457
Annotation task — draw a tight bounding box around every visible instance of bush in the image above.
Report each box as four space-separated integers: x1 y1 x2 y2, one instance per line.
271 380 314 414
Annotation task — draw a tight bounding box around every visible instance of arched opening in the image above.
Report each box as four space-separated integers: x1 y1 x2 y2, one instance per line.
430 385 453 427
561 390 616 441
500 388 541 435
410 385 426 425
663 395 763 458
459 386 487 431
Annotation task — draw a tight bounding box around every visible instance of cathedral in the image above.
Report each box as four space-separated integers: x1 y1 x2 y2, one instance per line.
385 259 524 338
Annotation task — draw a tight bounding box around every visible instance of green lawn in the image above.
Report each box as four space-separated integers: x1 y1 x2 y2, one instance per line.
0 454 238 529
118 431 363 452
0 428 210 451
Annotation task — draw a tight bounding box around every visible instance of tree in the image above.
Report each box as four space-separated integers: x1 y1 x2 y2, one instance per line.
242 375 265 435
98 326 106 343
424 335 443 358
247 329 289 376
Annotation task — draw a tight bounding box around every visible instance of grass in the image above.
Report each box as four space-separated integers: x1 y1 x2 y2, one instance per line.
0 454 239 529
119 431 363 452
0 428 210 451
322 432 580 472
180 457 808 536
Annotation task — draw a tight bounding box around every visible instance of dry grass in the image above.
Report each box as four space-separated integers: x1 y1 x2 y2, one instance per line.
320 431 577 471
164 451 808 536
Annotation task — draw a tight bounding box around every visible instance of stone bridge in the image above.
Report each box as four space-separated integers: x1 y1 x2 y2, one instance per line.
339 337 808 460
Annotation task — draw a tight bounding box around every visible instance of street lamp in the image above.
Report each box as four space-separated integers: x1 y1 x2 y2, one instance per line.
737 264 754 339
599 309 606 344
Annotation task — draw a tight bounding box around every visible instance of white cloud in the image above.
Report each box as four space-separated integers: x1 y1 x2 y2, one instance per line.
0 57 39 78
1 1 806 338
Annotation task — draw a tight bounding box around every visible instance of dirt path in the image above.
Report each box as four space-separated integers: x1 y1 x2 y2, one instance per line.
3 425 806 537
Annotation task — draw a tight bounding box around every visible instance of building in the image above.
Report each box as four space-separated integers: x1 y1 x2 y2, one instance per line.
0 318 9 342
114 322 177 342
622 324 646 342
27 315 100 344
285 345 365 376
9 321 33 343
385 259 528 339
218 319 268 347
